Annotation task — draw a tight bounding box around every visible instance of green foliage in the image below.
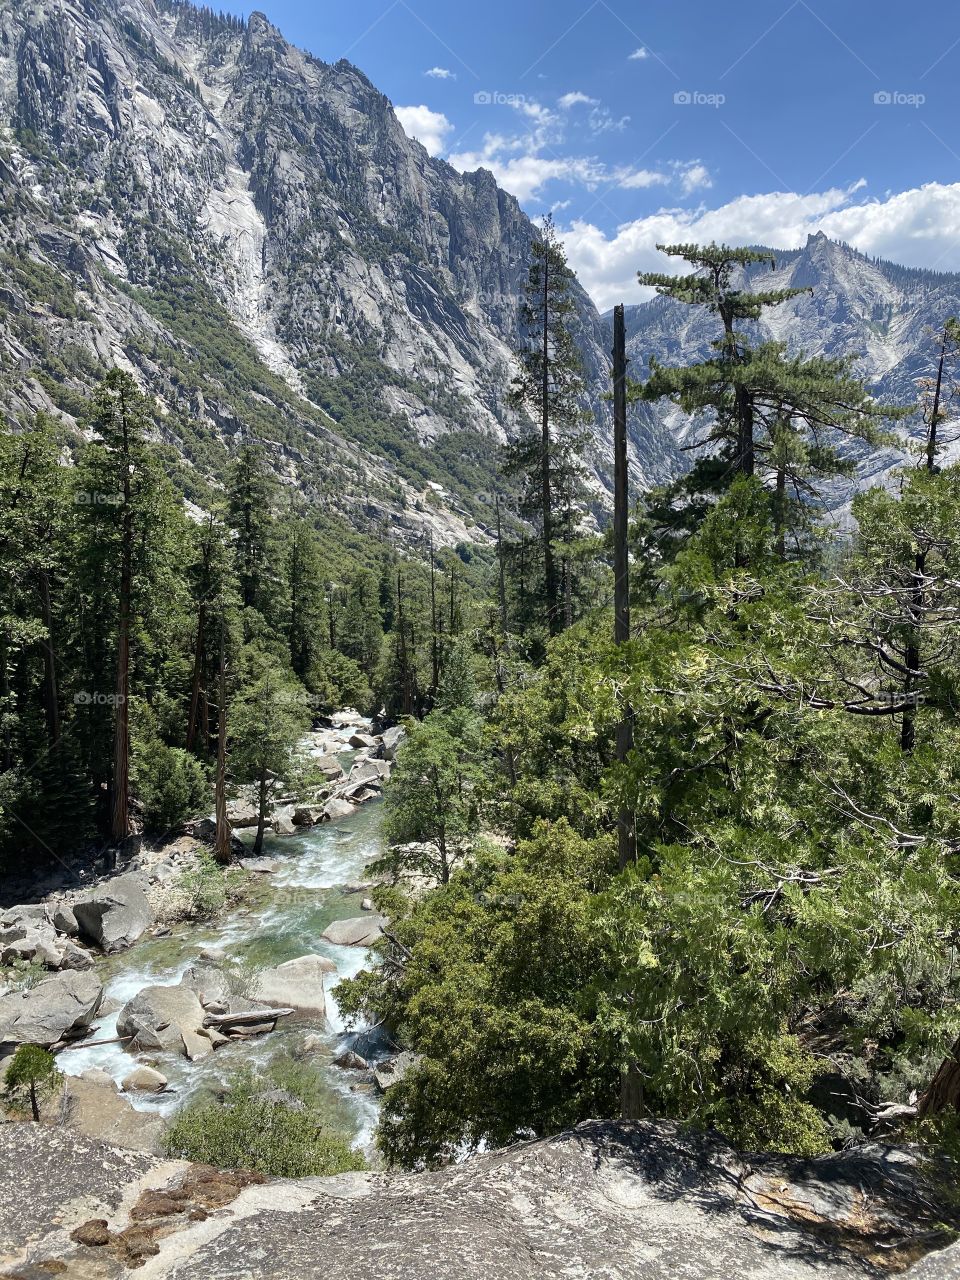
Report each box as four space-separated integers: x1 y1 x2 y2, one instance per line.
3 1045 61 1121
134 738 207 831
179 852 234 920
308 648 372 716
165 1062 365 1177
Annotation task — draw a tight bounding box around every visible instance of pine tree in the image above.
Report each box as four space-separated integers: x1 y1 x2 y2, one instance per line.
226 442 276 619
506 215 590 634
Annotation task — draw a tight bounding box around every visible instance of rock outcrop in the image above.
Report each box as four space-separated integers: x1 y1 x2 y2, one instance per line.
116 983 206 1056
1 1120 958 1278
0 969 103 1046
321 915 387 947
249 954 335 1021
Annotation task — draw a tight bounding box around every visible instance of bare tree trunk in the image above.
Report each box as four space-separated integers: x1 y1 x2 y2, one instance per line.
110 406 133 845
541 253 558 633
495 494 508 631
774 463 787 562
38 568 60 747
186 601 205 753
213 623 233 865
612 305 635 872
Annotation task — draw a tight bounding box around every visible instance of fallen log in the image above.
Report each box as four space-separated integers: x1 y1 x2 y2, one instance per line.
203 1007 294 1027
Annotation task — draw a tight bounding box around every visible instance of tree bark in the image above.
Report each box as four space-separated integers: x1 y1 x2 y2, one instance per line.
213 623 233 865
253 768 268 856
917 1034 960 1119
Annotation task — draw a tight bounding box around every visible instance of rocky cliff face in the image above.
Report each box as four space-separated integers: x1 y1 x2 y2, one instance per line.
2 1119 959 1278
0 0 641 548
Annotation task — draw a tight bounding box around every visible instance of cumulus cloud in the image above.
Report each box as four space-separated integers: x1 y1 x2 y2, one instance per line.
394 104 454 157
557 181 960 311
675 162 713 195
424 66 455 79
558 91 598 110
628 47 649 60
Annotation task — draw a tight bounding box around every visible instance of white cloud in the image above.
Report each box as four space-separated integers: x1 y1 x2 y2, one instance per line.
557 181 960 311
558 91 598 110
424 66 455 79
675 162 713 195
628 47 649 60
394 104 454 157
588 106 630 135
614 166 669 190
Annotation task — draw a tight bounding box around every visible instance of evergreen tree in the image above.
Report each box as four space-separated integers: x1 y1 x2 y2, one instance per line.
226 441 276 619
506 216 590 634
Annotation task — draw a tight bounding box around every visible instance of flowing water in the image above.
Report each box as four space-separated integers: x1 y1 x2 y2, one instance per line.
59 796 388 1153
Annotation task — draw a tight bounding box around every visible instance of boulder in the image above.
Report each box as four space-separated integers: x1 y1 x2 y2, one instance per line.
322 915 387 947
374 1050 420 1093
323 797 355 821
73 874 152 953
58 938 96 972
199 947 227 963
181 1028 214 1061
240 856 277 874
122 1066 168 1094
379 725 407 761
334 1050 368 1071
312 754 344 778
0 969 103 1046
116 983 206 1055
179 963 232 1009
226 800 260 828
361 897 375 912
272 807 297 836
249 954 335 1021
299 1033 326 1055
1 925 61 968
51 902 79 936
292 805 325 827
349 732 377 749
349 759 390 786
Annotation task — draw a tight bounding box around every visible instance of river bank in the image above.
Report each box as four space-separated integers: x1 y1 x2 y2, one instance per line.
0 715 400 1162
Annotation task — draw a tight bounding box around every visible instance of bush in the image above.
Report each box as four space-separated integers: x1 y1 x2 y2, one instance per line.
135 740 208 832
179 852 231 920
166 1064 365 1178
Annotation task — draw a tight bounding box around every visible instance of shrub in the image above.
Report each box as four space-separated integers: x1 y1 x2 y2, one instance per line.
179 853 231 921
135 740 208 832
166 1065 365 1178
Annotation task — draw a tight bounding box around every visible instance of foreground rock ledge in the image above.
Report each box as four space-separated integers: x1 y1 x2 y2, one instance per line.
1 1120 958 1278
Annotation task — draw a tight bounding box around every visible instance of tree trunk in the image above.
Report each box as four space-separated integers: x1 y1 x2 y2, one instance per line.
541 253 558 633
37 568 60 747
213 624 233 865
774 463 787 562
917 1035 960 1119
612 305 635 871
495 494 508 631
253 768 268 856
429 535 440 697
30 1079 39 1123
186 601 205 752
110 406 133 845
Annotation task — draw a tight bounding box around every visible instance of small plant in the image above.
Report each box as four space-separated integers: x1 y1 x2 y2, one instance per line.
3 1045 62 1121
180 852 230 920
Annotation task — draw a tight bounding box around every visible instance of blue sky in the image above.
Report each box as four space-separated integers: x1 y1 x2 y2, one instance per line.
224 1 960 308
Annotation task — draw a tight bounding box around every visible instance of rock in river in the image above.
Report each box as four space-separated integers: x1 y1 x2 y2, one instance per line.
250 954 336 1020
116 983 206 1055
72 874 152 953
321 915 387 947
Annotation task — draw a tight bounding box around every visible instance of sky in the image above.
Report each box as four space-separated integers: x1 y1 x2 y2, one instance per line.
223 0 960 310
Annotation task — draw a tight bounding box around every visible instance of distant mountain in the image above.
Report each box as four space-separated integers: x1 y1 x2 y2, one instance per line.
1 0 958 544
0 0 679 549
604 234 960 505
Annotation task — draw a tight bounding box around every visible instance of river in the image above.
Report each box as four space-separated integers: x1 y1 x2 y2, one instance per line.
58 793 388 1154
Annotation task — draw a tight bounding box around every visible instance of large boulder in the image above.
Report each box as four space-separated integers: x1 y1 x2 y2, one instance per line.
249 954 335 1021
321 915 387 947
323 796 355 821
378 725 407 761
121 1065 168 1094
226 799 260 828
312 753 344 779
349 759 390 786
373 1050 420 1092
348 732 377 749
0 969 103 1046
42 1073 167 1155
116 983 206 1055
72 874 152 953
179 963 232 1009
